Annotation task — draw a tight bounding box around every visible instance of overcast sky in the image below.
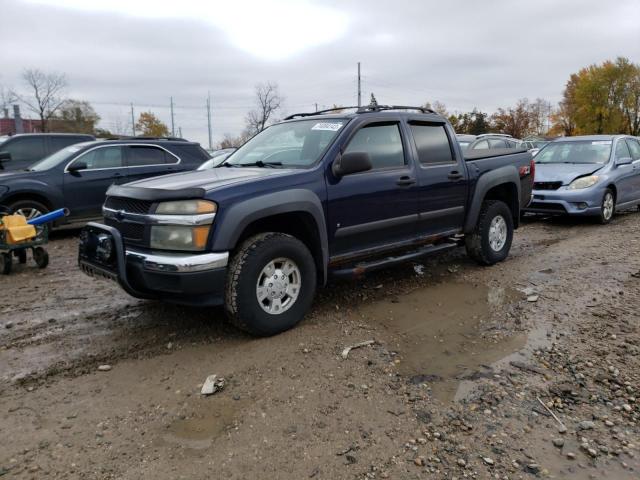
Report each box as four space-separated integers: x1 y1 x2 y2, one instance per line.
1 0 639 147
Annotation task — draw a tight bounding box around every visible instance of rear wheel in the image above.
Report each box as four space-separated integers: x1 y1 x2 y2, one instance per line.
225 232 317 336
33 247 49 269
465 200 514 265
0 252 12 275
599 189 615 224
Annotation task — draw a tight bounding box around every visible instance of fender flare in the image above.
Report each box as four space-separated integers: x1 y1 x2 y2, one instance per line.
464 165 521 233
211 189 329 282
1 181 61 210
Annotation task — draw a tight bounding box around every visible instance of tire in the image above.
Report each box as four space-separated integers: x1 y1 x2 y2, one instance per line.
598 188 615 224
7 199 49 222
465 200 514 266
14 249 27 264
225 232 317 336
33 247 49 269
0 252 12 275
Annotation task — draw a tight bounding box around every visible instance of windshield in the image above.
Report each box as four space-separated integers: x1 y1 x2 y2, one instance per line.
535 140 612 165
29 143 87 171
222 119 347 168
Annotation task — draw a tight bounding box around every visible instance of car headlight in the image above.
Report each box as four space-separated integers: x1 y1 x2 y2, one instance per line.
150 225 211 251
155 200 216 215
567 175 599 190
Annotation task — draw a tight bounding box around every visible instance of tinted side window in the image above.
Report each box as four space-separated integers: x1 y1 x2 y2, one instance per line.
72 147 123 170
4 137 46 162
625 139 640 160
344 123 405 169
615 140 631 160
409 123 454 165
489 139 508 148
50 136 85 152
127 146 172 166
173 144 210 163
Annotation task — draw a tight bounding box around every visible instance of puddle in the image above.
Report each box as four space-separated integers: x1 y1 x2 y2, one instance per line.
161 397 241 450
353 282 526 402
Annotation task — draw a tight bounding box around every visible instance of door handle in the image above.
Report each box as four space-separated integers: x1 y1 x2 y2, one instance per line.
113 172 123 177
396 176 416 187
448 171 463 181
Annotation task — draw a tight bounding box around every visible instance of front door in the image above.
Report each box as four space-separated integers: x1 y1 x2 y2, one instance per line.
63 145 126 219
625 138 640 202
614 139 635 205
408 122 468 235
327 120 419 258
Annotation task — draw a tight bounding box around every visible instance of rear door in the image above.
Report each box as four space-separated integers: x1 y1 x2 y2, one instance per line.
63 145 126 219
326 119 419 257
409 122 468 235
124 144 181 183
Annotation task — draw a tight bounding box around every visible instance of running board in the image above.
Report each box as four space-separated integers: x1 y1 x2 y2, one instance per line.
330 242 459 278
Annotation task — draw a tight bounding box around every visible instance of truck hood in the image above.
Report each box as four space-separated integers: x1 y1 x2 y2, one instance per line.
125 167 295 192
534 163 604 185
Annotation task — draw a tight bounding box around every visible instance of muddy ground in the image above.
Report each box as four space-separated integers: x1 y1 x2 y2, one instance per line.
0 213 639 479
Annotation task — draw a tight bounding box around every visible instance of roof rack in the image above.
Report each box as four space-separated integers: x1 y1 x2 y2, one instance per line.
284 104 437 120
107 135 189 142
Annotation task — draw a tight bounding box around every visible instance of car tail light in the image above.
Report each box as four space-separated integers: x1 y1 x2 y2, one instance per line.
530 158 535 181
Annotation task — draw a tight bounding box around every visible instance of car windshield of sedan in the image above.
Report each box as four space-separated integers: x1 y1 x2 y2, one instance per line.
535 141 612 164
222 119 347 168
28 143 90 171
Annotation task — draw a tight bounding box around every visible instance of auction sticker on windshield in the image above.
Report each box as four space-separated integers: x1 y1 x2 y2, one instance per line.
592 141 612 145
312 122 344 131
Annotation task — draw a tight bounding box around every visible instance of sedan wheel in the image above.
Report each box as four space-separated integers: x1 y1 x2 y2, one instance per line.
600 189 615 224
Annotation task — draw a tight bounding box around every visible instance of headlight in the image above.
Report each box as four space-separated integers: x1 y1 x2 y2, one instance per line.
567 175 599 190
150 225 211 251
155 200 216 215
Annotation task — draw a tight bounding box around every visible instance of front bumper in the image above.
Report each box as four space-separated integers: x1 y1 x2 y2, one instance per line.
524 187 603 216
78 222 229 306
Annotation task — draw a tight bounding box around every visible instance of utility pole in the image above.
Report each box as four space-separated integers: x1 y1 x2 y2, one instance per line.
170 97 175 137
178 126 183 138
206 92 213 151
357 62 362 108
130 103 135 136
314 103 318 112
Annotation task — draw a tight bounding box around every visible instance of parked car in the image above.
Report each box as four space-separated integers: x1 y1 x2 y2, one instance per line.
0 133 95 171
197 148 236 170
524 135 640 223
455 134 476 151
78 105 534 336
0 138 211 225
467 134 524 150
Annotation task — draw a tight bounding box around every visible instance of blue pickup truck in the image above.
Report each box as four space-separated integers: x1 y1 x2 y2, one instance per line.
79 105 534 336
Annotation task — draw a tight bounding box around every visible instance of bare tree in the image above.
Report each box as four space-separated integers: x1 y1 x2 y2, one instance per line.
245 82 283 135
14 69 68 132
0 84 16 115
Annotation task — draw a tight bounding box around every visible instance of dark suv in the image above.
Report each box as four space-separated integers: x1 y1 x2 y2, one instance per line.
0 138 210 224
0 133 95 171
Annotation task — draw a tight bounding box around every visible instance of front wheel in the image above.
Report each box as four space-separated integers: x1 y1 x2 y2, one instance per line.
598 189 615 224
465 200 514 266
225 233 317 336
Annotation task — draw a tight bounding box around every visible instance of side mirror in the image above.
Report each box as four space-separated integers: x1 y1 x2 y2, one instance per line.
0 151 11 161
616 156 633 166
332 152 372 177
68 161 87 173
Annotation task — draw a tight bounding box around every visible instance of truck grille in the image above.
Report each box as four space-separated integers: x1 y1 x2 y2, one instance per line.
104 218 146 241
533 182 562 191
104 197 153 215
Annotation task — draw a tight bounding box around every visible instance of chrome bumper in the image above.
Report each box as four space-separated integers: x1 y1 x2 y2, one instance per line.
125 249 229 273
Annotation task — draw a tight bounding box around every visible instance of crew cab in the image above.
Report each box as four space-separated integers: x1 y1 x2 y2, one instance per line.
78 105 534 336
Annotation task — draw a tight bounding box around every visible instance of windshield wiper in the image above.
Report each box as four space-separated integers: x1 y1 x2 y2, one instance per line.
233 160 283 168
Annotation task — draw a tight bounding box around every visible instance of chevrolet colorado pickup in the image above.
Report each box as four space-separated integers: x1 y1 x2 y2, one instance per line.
78 105 534 336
